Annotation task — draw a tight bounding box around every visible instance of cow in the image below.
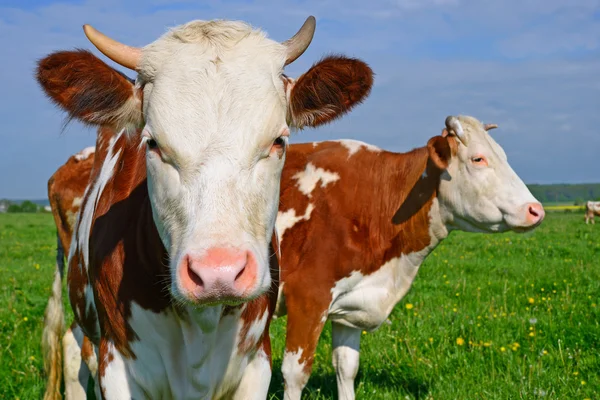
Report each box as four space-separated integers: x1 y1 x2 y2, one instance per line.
585 201 600 224
37 16 373 399
43 146 96 398
273 116 545 400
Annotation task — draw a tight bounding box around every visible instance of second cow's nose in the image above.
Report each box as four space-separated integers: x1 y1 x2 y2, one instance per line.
526 202 545 225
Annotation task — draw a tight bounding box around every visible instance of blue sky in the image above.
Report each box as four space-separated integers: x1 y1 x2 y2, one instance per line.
1 0 599 198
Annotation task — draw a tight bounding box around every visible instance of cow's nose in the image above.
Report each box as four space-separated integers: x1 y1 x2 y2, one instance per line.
525 202 545 225
178 248 257 301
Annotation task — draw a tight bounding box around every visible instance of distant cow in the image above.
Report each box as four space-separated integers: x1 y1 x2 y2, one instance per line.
37 16 373 399
274 116 544 400
585 201 600 224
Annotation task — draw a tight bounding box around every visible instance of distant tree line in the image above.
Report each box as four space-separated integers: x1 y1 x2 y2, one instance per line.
1 183 599 213
0 199 50 213
527 184 600 205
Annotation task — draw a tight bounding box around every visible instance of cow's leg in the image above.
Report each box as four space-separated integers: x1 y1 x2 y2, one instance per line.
331 322 361 400
98 339 136 399
233 338 272 400
282 296 329 400
62 323 91 399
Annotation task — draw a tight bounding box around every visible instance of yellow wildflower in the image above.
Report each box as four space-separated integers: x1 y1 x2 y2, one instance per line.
528 297 535 304
456 337 465 346
405 303 414 310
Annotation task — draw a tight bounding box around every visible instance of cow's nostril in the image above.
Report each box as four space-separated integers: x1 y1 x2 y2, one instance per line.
234 265 246 282
529 206 539 217
187 263 204 288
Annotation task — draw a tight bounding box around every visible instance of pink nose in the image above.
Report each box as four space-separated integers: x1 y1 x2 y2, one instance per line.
178 248 257 301
525 202 545 225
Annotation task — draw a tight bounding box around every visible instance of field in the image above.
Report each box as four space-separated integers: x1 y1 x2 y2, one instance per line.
0 213 598 399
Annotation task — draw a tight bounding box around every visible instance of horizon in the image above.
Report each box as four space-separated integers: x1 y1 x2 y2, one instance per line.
1 0 599 198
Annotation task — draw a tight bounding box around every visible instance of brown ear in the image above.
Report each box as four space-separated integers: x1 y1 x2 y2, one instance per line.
289 55 373 129
36 50 142 130
427 136 452 170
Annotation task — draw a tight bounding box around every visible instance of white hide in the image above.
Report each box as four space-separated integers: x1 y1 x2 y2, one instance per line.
117 302 271 399
74 146 96 161
292 162 340 198
77 131 123 271
334 139 381 158
101 342 133 399
281 349 308 400
71 197 83 209
587 201 600 212
331 322 361 400
327 199 447 331
232 349 272 400
63 325 89 399
276 203 314 243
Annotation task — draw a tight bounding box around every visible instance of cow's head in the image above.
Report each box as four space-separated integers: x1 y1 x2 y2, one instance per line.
37 17 373 305
427 115 544 233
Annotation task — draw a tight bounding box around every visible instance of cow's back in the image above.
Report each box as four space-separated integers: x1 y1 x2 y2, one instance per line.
278 140 420 284
48 151 95 251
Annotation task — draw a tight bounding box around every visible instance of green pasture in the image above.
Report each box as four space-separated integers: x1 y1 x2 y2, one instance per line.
0 212 598 399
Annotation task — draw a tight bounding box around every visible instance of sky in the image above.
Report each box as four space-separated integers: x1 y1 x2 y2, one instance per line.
1 0 599 198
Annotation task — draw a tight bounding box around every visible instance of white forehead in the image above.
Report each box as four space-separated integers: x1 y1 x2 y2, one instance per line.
138 20 288 155
456 116 507 161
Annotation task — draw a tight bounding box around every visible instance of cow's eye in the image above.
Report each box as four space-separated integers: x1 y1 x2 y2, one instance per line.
471 155 488 166
270 136 287 159
274 137 286 147
147 138 158 150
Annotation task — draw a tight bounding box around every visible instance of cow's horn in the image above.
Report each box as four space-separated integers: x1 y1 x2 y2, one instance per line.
445 116 468 146
484 123 498 131
83 25 141 71
282 16 316 66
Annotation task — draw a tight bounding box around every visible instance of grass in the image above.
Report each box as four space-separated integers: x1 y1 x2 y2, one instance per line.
1 212 599 399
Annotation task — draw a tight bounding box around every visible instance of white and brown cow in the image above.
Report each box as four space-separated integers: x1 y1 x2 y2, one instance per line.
585 201 600 224
274 115 545 399
37 17 373 399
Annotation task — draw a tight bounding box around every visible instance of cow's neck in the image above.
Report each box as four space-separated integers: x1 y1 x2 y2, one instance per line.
381 146 449 286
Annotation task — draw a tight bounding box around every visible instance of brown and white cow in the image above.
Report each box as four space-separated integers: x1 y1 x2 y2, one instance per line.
274 116 544 399
37 17 373 399
585 201 600 224
43 146 96 398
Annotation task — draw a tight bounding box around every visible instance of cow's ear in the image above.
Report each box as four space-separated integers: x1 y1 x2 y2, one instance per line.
287 55 373 129
427 135 452 170
36 49 142 131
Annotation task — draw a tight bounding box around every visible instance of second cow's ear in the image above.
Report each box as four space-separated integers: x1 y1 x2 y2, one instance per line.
427 136 452 170
287 55 373 129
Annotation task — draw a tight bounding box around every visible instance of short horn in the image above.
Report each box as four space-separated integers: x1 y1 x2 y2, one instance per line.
282 16 316 66
484 123 498 131
445 116 467 145
83 25 141 71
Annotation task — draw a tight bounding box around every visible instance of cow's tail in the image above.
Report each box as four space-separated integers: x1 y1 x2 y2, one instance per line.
42 232 66 400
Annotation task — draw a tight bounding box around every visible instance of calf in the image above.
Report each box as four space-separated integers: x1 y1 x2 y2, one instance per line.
37 16 373 399
274 116 544 400
585 201 600 224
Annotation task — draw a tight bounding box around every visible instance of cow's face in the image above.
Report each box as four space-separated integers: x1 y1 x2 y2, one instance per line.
429 115 544 233
36 17 373 305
